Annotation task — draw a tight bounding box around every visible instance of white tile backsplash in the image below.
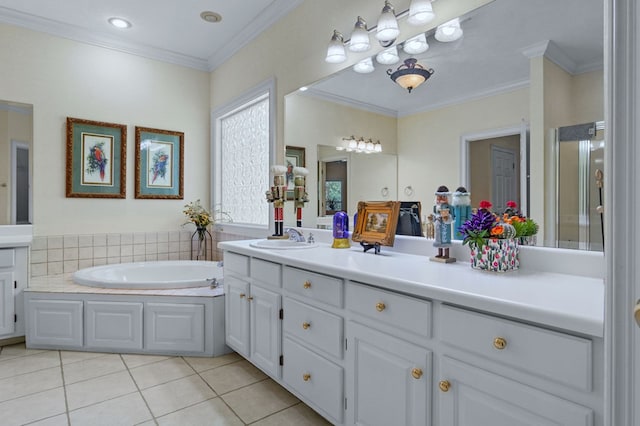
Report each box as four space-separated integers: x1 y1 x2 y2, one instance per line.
93 234 107 247
64 235 79 248
107 234 121 246
48 236 63 249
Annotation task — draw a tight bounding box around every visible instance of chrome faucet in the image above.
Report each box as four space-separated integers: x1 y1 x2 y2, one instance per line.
285 228 305 242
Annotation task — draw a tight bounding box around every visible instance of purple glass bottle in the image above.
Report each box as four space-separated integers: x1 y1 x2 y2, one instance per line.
332 211 351 248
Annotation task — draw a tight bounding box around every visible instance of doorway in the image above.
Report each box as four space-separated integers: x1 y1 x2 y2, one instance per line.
11 140 31 224
319 160 347 216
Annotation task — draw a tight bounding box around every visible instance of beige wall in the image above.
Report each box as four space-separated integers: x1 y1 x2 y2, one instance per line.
0 23 210 235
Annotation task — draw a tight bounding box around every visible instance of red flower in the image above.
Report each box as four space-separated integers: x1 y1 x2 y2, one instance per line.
506 200 518 209
479 200 493 210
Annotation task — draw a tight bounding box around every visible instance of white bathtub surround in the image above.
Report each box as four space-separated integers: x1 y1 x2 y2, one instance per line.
31 229 221 278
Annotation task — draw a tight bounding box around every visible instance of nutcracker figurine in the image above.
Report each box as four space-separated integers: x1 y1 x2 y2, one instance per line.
452 186 471 240
265 165 288 238
430 185 456 263
293 167 309 227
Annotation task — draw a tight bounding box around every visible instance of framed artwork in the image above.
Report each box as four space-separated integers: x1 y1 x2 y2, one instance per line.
134 126 184 199
285 145 305 200
352 201 401 247
66 117 127 198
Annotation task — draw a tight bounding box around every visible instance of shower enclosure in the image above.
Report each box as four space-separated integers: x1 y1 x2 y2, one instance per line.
555 121 604 251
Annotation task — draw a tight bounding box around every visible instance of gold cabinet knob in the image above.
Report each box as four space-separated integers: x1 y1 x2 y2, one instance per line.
247 296 254 301
239 293 246 298
493 337 507 350
411 368 423 379
302 322 311 330
303 281 312 289
303 373 311 381
375 302 386 312
439 380 451 392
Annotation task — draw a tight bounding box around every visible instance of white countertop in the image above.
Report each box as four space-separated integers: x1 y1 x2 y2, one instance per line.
0 225 33 248
219 239 605 338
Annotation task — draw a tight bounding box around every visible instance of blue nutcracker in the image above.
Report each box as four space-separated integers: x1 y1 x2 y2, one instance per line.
452 186 471 240
431 185 456 263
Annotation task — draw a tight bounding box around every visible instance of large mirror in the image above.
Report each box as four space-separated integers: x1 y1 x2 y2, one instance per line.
284 0 603 250
0 100 33 225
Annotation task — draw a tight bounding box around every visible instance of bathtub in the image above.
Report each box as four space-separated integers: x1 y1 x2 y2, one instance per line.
72 260 222 289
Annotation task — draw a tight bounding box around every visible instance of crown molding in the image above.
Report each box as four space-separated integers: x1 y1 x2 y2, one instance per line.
303 88 399 118
521 39 603 76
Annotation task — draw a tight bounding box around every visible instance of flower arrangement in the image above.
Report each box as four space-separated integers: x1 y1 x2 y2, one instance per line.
183 199 212 228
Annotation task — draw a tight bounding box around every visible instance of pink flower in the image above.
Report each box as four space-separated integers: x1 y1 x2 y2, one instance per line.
479 200 493 210
506 200 518 209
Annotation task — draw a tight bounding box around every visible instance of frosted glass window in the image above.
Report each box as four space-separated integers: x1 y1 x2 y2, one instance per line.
219 96 269 225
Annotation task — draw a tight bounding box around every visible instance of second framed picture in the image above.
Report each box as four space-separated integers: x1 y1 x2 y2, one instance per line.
285 146 305 200
134 126 184 199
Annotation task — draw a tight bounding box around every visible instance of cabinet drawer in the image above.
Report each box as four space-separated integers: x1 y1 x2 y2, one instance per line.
439 305 593 391
251 258 281 288
0 249 15 268
283 297 343 359
283 267 343 308
224 252 249 276
346 282 431 338
283 337 343 424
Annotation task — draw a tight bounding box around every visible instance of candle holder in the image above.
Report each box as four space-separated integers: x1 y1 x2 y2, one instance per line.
265 165 288 239
332 211 351 248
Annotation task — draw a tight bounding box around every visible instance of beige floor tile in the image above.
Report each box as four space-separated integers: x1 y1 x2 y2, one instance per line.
69 392 153 426
65 370 138 410
252 402 333 426
62 353 126 384
0 343 48 360
156 397 243 426
60 350 110 364
134 421 157 426
130 357 195 389
183 352 242 373
142 375 216 417
0 366 63 402
200 359 267 395
221 379 299 424
25 413 69 426
0 387 66 426
0 351 61 380
121 353 170 369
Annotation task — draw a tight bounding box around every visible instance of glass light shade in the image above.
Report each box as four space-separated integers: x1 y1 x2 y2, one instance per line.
376 46 399 65
407 0 435 25
348 139 358 151
374 142 383 152
349 16 370 52
325 30 347 63
376 1 400 42
357 139 366 151
403 33 429 54
366 140 375 151
396 74 426 90
353 57 375 74
435 18 463 42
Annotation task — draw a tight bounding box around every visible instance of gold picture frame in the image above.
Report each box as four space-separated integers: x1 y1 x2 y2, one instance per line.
352 201 401 247
134 126 184 199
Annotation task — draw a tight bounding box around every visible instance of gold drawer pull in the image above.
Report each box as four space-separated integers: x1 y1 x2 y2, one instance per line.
439 380 451 392
247 296 254 301
493 337 507 350
303 281 312 289
303 373 311 381
411 368 423 379
239 293 246 298
375 302 386 312
302 322 311 330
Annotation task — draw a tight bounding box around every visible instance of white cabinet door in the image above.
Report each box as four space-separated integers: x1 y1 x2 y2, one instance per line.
144 303 205 353
346 321 431 426
438 357 593 426
225 275 250 357
86 301 143 350
0 271 14 336
27 299 83 348
250 284 281 378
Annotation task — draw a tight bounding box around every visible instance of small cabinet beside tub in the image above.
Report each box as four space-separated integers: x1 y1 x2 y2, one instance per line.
0 247 28 341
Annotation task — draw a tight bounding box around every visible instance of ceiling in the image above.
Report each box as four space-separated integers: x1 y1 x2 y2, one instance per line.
306 0 604 117
0 0 603 117
0 0 303 71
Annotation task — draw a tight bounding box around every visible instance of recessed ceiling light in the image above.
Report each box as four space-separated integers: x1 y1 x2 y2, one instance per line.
200 11 222 23
108 17 132 29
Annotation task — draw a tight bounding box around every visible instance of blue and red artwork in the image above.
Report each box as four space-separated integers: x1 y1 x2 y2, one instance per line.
150 150 169 184
86 142 108 181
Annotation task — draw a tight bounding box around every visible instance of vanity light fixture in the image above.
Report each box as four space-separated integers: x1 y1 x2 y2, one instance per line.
325 30 347 63
376 1 400 44
353 57 375 74
403 33 429 54
387 58 434 93
339 136 382 153
108 17 132 29
349 16 371 52
376 45 400 65
435 17 463 42
407 0 435 26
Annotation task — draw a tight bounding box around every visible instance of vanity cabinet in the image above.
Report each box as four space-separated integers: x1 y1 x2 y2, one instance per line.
0 247 28 340
224 252 282 378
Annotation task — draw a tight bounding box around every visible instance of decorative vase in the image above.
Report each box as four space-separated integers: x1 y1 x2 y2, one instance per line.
191 226 213 260
469 238 519 272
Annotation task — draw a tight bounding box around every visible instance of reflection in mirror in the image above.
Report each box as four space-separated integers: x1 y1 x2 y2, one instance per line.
286 0 603 250
0 100 33 225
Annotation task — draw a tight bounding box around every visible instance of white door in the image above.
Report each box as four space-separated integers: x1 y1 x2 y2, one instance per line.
224 276 250 357
0 272 14 335
250 284 281 378
491 146 517 213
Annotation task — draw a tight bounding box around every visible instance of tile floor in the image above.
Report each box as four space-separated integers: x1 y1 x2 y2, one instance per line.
0 343 332 426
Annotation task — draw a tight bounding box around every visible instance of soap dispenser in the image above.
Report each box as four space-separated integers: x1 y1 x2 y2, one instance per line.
332 211 351 248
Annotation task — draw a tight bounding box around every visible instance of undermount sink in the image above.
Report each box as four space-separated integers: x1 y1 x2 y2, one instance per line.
250 239 319 250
